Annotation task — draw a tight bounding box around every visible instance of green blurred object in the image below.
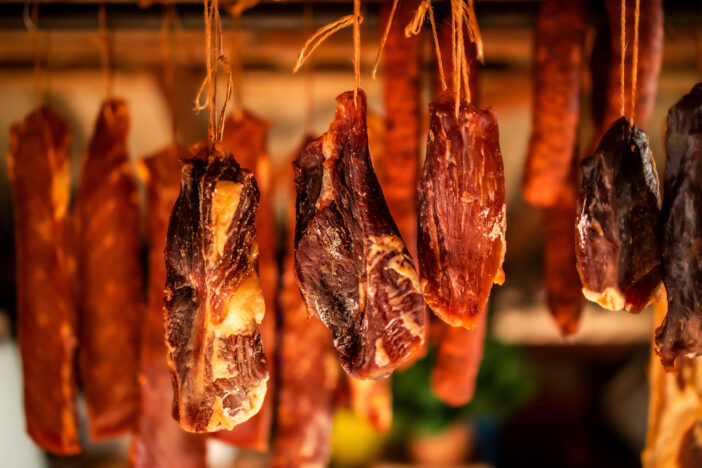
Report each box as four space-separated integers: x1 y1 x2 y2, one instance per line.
391 334 537 440
330 408 387 467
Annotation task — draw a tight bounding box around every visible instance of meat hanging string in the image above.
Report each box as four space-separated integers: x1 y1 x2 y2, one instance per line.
195 0 233 143
98 4 113 98
352 0 361 105
619 0 626 117
631 0 640 122
404 0 446 91
449 0 482 114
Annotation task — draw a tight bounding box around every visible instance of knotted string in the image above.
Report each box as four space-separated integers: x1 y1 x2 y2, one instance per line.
405 0 446 91
195 0 233 143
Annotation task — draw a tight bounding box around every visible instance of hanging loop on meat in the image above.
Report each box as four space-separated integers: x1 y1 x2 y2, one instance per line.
294 90 426 380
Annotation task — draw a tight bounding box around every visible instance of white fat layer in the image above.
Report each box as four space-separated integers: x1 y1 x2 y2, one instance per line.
583 286 625 311
211 181 242 257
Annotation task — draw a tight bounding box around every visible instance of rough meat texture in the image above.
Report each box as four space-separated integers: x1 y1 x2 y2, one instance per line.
381 0 421 260
522 0 586 207
417 93 506 329
75 98 141 439
294 90 426 379
431 310 487 406
543 168 584 336
165 141 269 432
273 200 337 468
8 107 80 455
655 83 702 370
575 116 662 312
129 144 206 467
598 0 663 139
643 290 702 468
218 110 276 449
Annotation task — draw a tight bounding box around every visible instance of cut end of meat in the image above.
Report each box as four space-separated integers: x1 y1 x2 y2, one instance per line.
655 311 702 371
582 286 626 312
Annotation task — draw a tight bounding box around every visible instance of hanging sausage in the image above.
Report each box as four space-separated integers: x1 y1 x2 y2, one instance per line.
8 107 80 455
129 145 206 467
522 0 587 207
75 98 142 439
655 83 702 370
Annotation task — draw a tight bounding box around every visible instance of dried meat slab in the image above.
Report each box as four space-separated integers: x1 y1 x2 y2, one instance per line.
273 208 338 468
75 98 141 439
417 93 506 329
294 90 425 380
8 107 80 455
543 169 584 336
655 83 702 370
165 141 269 433
431 311 487 406
575 116 662 312
129 144 206 467
348 377 392 432
522 0 587 207
218 110 276 449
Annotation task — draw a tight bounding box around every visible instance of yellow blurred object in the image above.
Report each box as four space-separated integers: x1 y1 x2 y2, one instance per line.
331 408 387 466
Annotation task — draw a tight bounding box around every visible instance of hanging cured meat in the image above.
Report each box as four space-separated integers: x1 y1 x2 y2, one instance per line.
293 90 426 380
347 377 392 432
8 107 80 455
543 166 584 336
597 0 663 138
217 110 276 449
75 98 141 439
431 308 487 406
274 190 338 468
643 290 702 468
522 0 587 207
655 83 702 370
129 145 206 467
575 117 662 312
417 93 506 330
164 141 269 433
380 0 421 259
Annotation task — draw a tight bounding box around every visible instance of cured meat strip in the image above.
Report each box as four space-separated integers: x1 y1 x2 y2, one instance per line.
655 83 702 370
129 145 206 467
380 0 421 259
417 93 506 329
218 110 276 449
294 90 425 379
598 0 663 139
431 309 487 406
165 141 269 432
643 291 702 468
543 166 584 336
8 107 80 455
75 99 141 439
522 0 587 207
575 117 662 312
273 193 338 468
